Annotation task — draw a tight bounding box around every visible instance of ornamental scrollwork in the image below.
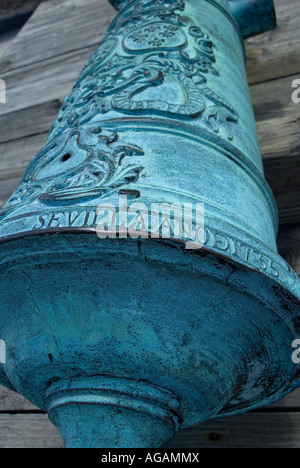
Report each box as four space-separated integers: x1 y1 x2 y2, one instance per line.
49 0 238 141
2 0 239 218
3 127 144 213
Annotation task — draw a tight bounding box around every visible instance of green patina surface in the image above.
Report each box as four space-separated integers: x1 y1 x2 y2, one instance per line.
0 0 299 449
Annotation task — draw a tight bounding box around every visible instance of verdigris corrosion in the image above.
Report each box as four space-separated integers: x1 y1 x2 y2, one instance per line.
0 0 299 449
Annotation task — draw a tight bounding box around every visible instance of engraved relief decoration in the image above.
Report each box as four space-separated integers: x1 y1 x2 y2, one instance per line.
50 0 238 140
3 0 238 214
3 127 144 212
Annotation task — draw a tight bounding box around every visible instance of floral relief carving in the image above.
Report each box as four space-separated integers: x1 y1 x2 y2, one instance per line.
4 127 144 212
3 0 239 215
49 0 238 141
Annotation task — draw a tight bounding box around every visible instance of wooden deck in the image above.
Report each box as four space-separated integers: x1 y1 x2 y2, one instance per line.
0 0 299 448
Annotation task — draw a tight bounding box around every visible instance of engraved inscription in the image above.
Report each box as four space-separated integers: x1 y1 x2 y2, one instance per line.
0 206 286 284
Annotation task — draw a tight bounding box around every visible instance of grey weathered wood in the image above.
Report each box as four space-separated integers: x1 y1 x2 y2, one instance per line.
0 28 19 58
0 0 115 74
0 0 299 86
0 1 41 22
278 224 300 275
246 0 300 84
1 412 300 448
166 412 300 448
0 177 21 207
271 388 300 409
0 100 60 144
0 132 47 182
263 155 300 225
0 0 300 449
252 74 300 161
0 414 62 448
0 46 95 116
0 386 38 412
251 71 300 224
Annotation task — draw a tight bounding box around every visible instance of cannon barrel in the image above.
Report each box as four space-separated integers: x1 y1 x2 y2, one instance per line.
0 0 299 448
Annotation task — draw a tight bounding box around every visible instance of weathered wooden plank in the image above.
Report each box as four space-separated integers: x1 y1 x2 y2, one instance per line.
0 0 115 74
257 116 300 163
0 28 20 58
0 132 47 182
0 100 60 144
0 1 40 22
1 412 300 448
263 155 300 225
0 0 298 450
166 412 300 448
251 74 300 161
272 388 300 409
0 386 38 412
246 0 300 84
0 414 62 448
251 73 300 225
278 224 300 275
0 1 40 35
0 176 21 207
0 0 299 87
0 46 95 116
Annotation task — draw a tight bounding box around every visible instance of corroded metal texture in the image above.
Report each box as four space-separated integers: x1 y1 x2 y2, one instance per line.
110 0 277 38
0 0 299 449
